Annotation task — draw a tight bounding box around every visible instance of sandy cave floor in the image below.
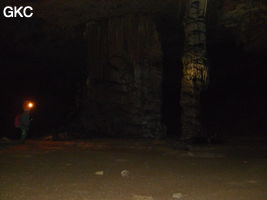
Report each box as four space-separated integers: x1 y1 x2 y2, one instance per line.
0 138 267 200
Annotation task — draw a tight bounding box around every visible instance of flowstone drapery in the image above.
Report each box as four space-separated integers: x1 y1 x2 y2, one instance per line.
82 15 165 137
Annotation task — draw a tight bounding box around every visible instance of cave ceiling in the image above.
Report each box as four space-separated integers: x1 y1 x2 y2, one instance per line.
0 0 266 59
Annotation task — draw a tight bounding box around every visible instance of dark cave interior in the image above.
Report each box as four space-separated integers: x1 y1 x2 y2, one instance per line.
0 1 266 140
1 2 267 200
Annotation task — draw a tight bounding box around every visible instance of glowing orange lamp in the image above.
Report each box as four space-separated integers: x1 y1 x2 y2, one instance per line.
24 100 35 111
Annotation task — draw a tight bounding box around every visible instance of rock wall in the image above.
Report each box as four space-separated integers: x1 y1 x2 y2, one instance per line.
220 0 267 56
81 15 165 137
206 0 267 57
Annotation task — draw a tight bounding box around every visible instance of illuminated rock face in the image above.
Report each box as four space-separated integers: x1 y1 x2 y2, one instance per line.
81 15 165 137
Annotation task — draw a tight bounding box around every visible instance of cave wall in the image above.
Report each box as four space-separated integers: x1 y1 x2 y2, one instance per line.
207 0 267 57
81 15 165 137
1 0 266 137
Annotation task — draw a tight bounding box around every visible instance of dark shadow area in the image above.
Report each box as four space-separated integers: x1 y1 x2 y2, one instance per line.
0 18 87 139
203 32 267 137
0 59 86 139
156 16 184 138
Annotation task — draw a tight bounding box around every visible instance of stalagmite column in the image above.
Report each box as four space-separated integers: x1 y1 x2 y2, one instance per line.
180 0 209 140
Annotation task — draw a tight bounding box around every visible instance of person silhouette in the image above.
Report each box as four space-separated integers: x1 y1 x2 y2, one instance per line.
15 101 34 142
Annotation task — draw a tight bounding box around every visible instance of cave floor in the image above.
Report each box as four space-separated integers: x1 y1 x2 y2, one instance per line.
0 138 267 200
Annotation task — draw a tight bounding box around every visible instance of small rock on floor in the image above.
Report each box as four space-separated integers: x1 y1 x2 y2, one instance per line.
172 193 183 199
132 194 154 200
95 171 104 175
121 169 130 177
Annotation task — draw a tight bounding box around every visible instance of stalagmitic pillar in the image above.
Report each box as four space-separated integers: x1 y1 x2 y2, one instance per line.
180 0 209 140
